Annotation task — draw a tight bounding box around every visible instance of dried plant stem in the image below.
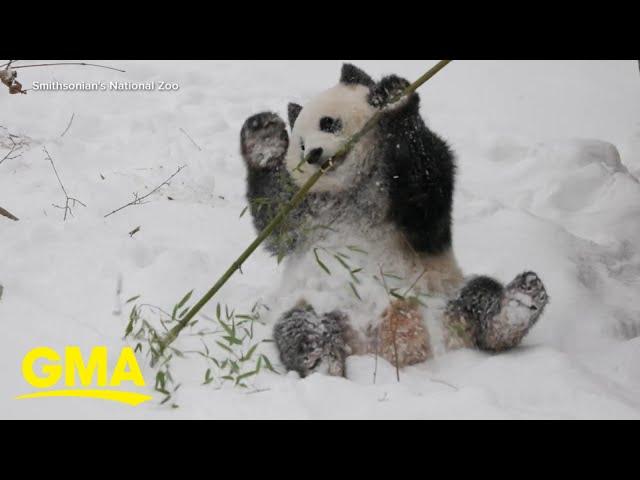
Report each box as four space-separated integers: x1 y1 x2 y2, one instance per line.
379 264 401 382
154 60 452 357
179 128 202 151
4 62 125 72
44 147 86 221
0 135 23 165
104 166 186 218
0 206 19 221
60 113 75 137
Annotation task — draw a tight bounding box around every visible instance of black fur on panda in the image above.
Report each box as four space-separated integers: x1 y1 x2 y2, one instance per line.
240 64 549 377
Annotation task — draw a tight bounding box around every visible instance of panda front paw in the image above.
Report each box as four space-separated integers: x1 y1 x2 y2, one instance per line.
240 112 289 169
368 75 411 108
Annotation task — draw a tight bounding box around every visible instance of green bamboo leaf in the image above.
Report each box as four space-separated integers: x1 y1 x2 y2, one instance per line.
383 272 403 280
313 248 331 275
260 354 276 372
155 371 166 392
218 319 234 336
242 344 258 362
125 295 141 304
124 306 139 339
347 245 368 255
349 282 362 301
169 347 184 358
333 254 351 271
215 341 234 354
236 369 259 383
223 335 243 346
173 290 194 318
389 288 405 300
201 339 210 356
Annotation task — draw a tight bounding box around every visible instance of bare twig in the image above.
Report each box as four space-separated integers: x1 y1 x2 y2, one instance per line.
427 377 459 391
2 61 124 95
0 135 24 165
179 128 202 151
104 165 186 218
0 206 19 221
6 62 125 73
60 113 75 137
373 329 380 384
379 265 401 382
0 60 18 69
43 146 86 221
129 226 141 237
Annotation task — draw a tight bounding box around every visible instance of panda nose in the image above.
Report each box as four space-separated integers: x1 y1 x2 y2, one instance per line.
306 148 324 165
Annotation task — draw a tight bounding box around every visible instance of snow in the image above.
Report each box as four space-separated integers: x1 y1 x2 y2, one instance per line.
1 60 640 419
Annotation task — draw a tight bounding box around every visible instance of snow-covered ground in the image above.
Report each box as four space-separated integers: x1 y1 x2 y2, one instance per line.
1 60 639 419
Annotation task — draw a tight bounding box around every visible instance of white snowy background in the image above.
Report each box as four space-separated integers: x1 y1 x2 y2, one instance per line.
1 60 639 419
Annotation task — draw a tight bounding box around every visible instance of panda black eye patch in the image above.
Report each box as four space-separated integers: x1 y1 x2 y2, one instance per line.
319 117 343 134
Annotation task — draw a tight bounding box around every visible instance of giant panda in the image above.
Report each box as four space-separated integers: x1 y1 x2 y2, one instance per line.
239 63 549 377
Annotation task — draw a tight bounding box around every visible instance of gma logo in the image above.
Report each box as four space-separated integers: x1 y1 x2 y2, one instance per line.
16 346 152 406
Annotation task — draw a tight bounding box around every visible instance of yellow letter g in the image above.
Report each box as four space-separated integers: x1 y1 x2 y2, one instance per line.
22 347 62 388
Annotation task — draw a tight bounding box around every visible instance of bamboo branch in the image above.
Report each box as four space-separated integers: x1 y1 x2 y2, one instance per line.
153 60 452 360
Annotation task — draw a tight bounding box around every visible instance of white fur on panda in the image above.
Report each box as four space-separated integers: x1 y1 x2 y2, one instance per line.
286 83 377 193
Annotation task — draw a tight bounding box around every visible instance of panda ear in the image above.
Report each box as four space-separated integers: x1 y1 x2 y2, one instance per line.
288 103 302 129
367 74 412 108
340 64 375 88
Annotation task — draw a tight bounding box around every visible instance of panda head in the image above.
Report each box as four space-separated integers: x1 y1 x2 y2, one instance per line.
285 64 382 193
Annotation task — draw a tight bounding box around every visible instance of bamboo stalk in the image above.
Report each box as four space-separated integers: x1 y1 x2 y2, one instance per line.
154 60 452 358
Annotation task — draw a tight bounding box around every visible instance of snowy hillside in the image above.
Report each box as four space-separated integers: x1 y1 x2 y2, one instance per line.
1 60 639 419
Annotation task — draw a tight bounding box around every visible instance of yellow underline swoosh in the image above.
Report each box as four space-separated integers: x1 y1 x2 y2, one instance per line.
15 390 153 406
